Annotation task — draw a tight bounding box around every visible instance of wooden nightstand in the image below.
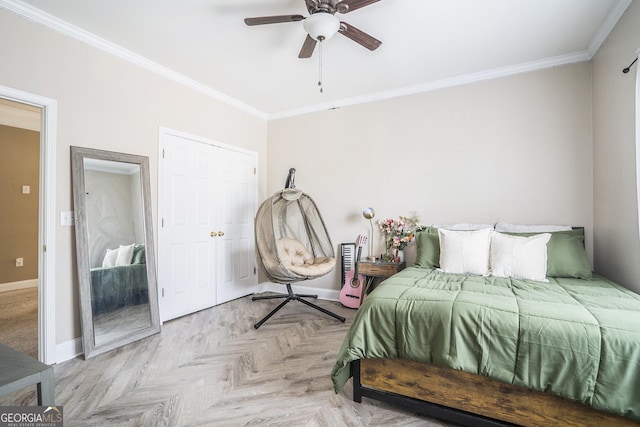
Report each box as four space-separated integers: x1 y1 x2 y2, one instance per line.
357 260 405 278
356 260 405 301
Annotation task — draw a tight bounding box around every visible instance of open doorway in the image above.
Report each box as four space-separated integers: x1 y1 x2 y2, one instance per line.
0 105 40 358
0 87 57 364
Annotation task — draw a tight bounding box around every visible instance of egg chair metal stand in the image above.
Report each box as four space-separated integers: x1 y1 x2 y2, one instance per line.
252 169 345 329
252 283 345 329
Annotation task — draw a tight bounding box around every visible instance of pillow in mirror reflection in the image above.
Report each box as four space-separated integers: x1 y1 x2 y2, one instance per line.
116 244 135 266
132 244 146 264
102 248 118 268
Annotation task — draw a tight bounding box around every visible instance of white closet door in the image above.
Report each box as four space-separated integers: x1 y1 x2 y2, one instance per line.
158 130 258 321
159 133 217 321
215 148 257 304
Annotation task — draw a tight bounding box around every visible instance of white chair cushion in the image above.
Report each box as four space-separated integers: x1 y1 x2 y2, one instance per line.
277 238 336 278
288 257 336 277
278 238 314 266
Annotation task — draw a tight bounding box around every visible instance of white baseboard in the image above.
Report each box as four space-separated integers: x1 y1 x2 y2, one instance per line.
56 337 83 363
257 282 340 301
0 279 38 293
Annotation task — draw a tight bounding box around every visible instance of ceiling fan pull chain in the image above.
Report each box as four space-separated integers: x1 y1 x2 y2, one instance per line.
318 38 324 93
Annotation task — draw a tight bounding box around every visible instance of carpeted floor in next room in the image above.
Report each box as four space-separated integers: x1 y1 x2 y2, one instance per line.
0 287 38 359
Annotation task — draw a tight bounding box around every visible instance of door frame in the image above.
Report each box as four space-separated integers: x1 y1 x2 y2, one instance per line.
157 127 258 321
0 85 57 364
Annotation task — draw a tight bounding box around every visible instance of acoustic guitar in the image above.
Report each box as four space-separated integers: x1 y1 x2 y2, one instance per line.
339 234 367 309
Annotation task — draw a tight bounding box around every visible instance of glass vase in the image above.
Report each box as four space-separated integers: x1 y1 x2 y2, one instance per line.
390 248 404 263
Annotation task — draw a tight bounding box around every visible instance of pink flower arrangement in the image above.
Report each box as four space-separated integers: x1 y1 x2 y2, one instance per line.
378 216 422 259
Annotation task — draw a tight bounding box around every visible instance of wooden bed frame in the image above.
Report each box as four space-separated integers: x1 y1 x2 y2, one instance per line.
352 358 639 427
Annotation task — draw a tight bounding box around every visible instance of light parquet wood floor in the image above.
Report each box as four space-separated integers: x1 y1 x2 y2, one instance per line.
0 294 455 427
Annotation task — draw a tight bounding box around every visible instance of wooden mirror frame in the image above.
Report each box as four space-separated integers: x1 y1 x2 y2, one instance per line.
71 146 160 359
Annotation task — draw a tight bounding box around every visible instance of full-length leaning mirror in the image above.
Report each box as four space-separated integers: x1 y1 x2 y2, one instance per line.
71 146 160 359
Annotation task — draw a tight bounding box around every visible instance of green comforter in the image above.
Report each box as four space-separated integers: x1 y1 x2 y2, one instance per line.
331 267 640 420
90 264 149 314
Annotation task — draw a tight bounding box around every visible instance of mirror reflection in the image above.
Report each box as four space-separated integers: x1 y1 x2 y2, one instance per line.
83 158 151 345
71 147 160 359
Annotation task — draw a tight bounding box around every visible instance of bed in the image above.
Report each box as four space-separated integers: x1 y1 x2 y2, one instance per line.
331 226 640 426
90 245 149 315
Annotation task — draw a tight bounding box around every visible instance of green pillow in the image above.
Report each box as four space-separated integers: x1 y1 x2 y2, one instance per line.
504 228 592 279
546 231 592 279
132 244 146 264
415 227 440 268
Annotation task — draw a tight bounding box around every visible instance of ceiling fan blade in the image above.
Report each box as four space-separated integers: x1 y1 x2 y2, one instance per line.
336 0 380 13
339 22 382 51
244 15 304 26
298 34 317 58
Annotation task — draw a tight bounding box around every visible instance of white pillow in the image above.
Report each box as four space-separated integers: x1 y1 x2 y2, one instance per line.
438 228 492 276
115 244 135 266
102 248 118 268
433 223 494 231
495 223 572 233
490 232 551 282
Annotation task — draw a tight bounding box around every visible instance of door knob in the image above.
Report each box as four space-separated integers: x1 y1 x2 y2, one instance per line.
210 231 217 237
218 231 225 237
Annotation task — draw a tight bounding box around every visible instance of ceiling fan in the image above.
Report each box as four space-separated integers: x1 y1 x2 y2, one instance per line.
244 0 382 58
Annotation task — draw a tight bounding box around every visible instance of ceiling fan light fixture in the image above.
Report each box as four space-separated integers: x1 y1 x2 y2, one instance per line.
303 12 340 41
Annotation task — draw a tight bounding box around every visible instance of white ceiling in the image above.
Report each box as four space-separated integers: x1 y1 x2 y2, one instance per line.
2 0 632 119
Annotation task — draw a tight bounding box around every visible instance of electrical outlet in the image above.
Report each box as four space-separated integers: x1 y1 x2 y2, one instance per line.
16 258 23 267
61 211 74 226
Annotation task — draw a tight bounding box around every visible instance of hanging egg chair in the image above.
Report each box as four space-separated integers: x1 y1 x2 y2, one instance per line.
252 168 345 329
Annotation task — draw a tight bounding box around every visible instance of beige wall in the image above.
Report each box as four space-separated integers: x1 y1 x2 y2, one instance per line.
2 1 635 350
0 125 40 284
269 62 594 292
0 9 268 347
592 1 640 293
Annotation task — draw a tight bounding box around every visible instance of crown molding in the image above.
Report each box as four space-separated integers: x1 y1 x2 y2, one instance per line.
268 50 591 120
587 0 632 58
0 0 268 120
269 0 631 120
1 0 631 122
